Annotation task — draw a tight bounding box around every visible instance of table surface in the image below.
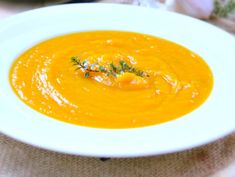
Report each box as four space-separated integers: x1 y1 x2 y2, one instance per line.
0 1 235 177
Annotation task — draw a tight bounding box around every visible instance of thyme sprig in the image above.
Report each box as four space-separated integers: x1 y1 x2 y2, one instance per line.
71 56 149 78
213 0 235 17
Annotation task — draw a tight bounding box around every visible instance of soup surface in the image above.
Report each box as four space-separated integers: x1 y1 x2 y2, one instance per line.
10 31 213 128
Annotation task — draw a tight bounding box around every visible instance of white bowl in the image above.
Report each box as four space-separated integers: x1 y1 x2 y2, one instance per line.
0 3 235 157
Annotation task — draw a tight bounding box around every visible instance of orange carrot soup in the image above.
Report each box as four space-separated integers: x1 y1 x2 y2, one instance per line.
10 31 213 128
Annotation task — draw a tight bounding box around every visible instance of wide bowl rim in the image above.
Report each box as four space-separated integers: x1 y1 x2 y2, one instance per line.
0 3 235 157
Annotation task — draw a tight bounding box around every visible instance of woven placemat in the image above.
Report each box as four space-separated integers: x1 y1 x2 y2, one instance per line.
0 133 235 177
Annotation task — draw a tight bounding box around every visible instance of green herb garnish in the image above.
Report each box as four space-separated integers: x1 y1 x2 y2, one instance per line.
71 56 149 78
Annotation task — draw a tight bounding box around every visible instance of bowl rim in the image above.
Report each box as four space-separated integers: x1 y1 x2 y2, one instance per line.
0 3 235 157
